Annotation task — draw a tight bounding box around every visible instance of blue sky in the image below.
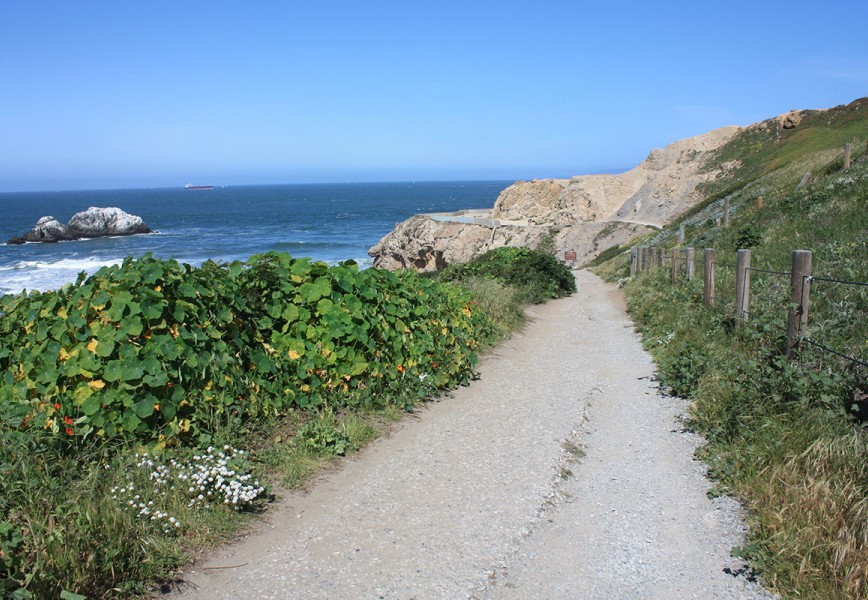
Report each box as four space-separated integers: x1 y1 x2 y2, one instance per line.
1 1 866 192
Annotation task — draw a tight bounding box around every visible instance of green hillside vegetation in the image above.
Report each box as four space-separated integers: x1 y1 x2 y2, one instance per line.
594 98 868 599
0 248 573 598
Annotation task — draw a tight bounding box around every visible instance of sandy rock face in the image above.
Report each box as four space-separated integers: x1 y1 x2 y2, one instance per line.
369 125 742 271
493 180 577 226
370 216 546 272
492 125 740 228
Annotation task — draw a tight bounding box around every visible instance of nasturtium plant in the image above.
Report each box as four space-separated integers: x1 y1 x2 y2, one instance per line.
0 252 494 443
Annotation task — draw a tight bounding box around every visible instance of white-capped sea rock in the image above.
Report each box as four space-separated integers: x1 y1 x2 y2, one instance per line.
7 207 152 244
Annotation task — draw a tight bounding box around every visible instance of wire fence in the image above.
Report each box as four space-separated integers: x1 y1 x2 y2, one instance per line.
630 245 867 374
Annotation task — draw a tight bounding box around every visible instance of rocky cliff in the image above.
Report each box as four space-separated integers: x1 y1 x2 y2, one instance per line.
369 124 741 271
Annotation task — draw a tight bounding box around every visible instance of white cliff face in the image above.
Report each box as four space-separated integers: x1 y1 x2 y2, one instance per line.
369 125 742 271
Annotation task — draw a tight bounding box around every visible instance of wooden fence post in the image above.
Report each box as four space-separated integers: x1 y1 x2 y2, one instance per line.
797 172 811 190
657 247 664 268
685 247 695 281
757 196 764 209
843 143 852 170
723 198 730 228
787 250 813 357
735 249 751 325
671 248 680 284
703 248 715 305
678 223 685 245
630 247 638 276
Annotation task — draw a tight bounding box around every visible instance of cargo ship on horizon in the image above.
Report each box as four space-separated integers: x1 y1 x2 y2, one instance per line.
184 183 213 190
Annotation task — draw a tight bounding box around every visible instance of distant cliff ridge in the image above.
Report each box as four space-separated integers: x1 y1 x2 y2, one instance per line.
369 124 741 271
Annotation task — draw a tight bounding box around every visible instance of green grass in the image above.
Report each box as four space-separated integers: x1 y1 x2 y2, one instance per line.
701 98 868 192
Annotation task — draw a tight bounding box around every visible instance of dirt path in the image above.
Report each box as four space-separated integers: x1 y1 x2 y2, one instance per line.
170 271 772 599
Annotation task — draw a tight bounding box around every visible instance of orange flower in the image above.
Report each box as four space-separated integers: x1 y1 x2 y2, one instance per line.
65 427 74 436
154 403 160 412
64 416 73 425
396 365 404 373
432 362 437 369
54 403 61 410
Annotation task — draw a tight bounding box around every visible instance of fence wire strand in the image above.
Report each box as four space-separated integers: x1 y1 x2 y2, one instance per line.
746 267 792 277
809 275 868 288
802 337 868 369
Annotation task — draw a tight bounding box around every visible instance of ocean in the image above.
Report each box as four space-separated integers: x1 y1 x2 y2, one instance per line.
0 181 510 296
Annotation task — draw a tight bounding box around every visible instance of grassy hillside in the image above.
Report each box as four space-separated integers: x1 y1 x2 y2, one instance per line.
594 98 867 598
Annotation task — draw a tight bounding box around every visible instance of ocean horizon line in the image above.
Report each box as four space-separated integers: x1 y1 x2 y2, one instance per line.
0 178 526 196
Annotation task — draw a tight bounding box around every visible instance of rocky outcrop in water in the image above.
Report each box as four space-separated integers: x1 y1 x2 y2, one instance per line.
7 207 152 244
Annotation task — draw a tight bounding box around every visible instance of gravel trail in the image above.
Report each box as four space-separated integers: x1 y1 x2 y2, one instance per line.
171 270 772 599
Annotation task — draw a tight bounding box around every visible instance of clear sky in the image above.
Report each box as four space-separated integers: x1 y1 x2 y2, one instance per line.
2 1 866 192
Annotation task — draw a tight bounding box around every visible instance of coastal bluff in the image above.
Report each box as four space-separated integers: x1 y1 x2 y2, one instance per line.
369 124 743 271
7 207 152 244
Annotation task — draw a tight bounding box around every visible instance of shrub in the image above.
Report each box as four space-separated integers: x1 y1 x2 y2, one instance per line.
736 224 762 248
440 246 576 304
657 338 708 398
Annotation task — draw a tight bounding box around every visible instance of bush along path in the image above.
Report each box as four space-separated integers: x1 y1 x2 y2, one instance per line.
171 271 772 599
0 252 490 443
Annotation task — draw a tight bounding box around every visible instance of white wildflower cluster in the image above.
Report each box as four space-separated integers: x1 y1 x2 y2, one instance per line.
111 445 266 535
181 445 266 509
658 331 676 346
110 481 181 535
